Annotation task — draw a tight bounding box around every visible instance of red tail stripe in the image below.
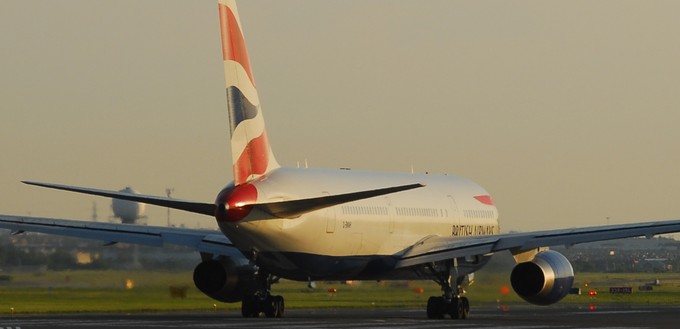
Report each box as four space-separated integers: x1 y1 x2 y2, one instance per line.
219 4 255 87
233 132 270 185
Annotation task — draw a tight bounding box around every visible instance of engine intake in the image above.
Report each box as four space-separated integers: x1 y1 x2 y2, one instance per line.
510 250 574 305
193 258 255 303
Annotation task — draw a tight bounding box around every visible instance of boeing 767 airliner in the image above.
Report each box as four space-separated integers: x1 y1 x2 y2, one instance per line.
2 0 680 320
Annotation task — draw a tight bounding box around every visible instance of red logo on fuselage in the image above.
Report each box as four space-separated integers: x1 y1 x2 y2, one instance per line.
474 195 494 206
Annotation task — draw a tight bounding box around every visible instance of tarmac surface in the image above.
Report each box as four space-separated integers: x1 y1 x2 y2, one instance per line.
1 305 679 329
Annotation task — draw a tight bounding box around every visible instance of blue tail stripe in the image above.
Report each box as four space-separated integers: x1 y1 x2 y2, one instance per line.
226 86 259 134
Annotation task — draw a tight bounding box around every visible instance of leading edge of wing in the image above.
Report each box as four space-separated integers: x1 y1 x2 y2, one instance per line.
23 181 216 216
395 219 680 268
0 214 239 257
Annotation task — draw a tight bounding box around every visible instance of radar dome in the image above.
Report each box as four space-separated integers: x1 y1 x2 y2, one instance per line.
111 187 146 224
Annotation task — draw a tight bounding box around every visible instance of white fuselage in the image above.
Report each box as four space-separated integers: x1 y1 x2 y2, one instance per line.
217 167 499 280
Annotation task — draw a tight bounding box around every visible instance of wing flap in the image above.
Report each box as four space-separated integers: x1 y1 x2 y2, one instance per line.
396 235 499 268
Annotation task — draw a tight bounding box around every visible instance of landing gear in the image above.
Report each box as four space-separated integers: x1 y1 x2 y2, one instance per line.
425 260 471 320
241 294 285 318
240 269 285 318
427 296 469 319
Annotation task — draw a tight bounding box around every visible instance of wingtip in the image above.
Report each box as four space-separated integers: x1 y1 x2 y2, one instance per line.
22 181 44 187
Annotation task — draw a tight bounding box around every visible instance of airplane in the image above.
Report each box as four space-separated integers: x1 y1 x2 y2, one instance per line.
2 0 680 320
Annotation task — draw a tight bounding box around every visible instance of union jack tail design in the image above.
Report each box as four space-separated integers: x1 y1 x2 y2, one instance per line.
218 0 279 185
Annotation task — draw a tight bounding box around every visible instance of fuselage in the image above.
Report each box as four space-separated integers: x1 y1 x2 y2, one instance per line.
217 167 500 280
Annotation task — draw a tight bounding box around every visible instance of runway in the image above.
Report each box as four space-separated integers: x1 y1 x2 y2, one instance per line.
1 305 678 329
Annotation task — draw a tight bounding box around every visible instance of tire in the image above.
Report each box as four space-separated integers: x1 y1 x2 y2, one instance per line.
448 297 461 319
460 297 470 319
241 296 258 318
263 296 276 318
274 295 285 318
426 296 444 319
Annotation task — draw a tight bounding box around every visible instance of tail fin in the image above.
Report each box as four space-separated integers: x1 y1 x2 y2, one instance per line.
218 0 279 185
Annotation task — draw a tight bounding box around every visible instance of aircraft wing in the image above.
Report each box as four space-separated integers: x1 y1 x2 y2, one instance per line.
0 215 241 258
395 219 680 268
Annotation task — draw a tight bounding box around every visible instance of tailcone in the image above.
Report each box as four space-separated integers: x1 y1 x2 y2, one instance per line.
214 183 259 223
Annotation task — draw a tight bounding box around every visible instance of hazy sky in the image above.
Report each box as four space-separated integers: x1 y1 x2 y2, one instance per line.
1 1 680 232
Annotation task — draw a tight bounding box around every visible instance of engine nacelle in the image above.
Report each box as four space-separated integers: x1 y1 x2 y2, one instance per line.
193 259 255 303
510 250 574 305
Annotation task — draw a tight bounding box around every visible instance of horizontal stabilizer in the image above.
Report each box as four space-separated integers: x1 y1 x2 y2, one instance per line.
257 183 425 218
23 181 424 221
23 181 216 216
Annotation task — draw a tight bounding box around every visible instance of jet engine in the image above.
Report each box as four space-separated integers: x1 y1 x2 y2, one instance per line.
510 250 574 305
193 258 255 303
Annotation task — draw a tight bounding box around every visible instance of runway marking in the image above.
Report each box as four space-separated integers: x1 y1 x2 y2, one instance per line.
571 310 656 315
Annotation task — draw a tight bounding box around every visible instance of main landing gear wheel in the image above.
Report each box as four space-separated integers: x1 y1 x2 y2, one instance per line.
263 295 285 318
449 297 469 319
241 269 285 318
426 296 444 319
272 295 285 318
425 260 471 320
241 295 259 318
426 296 469 320
241 295 285 318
